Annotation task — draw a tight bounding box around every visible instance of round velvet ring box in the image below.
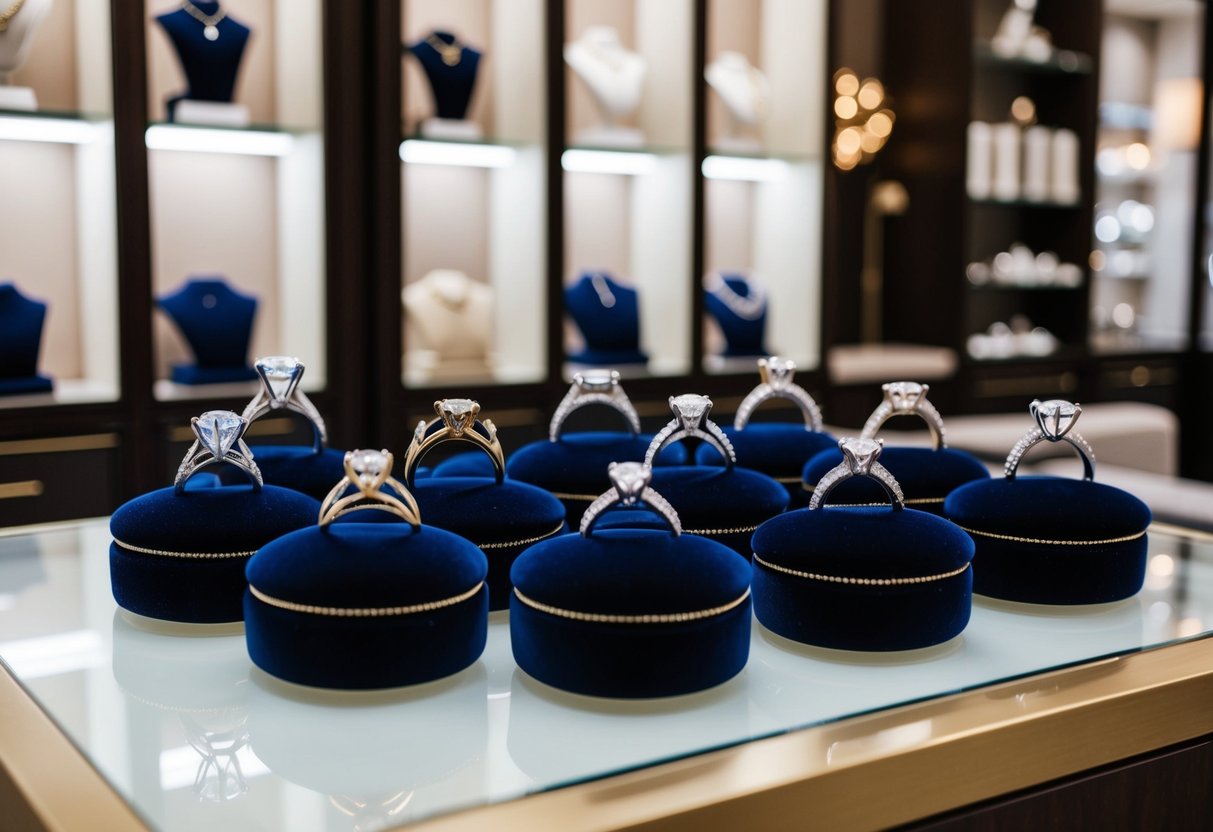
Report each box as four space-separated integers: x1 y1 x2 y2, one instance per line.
244 448 490 689
510 462 752 698
644 393 789 555
695 357 835 506
752 437 975 651
803 381 988 516
404 399 567 611
944 399 1151 605
109 411 320 624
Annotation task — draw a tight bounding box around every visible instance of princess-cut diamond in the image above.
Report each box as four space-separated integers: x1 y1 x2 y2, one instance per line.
840 437 882 474
884 381 925 412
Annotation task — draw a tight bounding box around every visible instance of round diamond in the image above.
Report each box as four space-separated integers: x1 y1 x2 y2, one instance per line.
610 461 651 503
885 381 925 411
1032 399 1080 438
348 449 389 488
840 437 882 472
195 411 244 458
256 355 304 401
670 394 710 426
762 356 796 388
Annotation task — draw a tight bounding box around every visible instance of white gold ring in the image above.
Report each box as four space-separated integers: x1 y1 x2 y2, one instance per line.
644 394 736 468
733 356 823 432
860 381 946 450
241 356 327 452
809 437 905 511
549 370 641 441
174 410 263 494
580 462 682 537
1004 399 1095 481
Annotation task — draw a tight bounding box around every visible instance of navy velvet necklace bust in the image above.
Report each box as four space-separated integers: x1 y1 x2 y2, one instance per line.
406 31 481 121
0 282 52 393
155 1 251 121
158 277 257 382
705 273 768 357
565 272 647 365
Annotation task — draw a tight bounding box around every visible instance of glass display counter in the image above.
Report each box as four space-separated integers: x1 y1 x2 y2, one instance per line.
0 519 1211 830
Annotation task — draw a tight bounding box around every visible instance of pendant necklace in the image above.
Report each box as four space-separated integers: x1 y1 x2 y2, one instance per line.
705 272 766 320
426 33 464 67
181 0 226 42
590 274 617 309
0 0 27 34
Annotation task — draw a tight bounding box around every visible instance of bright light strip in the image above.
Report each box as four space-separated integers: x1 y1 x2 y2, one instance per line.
702 155 789 182
400 139 516 168
145 125 294 157
0 115 99 144
0 630 106 680
561 148 658 176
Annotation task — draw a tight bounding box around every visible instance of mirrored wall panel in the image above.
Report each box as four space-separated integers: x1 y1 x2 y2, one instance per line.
562 0 694 379
145 0 327 401
702 0 825 374
400 0 547 388
0 1 120 407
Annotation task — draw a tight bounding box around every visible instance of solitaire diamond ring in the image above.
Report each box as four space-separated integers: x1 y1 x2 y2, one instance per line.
733 356 824 432
174 410 263 494
860 381 947 450
318 449 421 527
241 356 328 452
1004 399 1095 481
644 394 736 468
580 462 682 537
403 399 506 485
808 437 905 511
549 370 642 441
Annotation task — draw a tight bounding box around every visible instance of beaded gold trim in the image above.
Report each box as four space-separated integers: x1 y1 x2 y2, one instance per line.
549 492 597 502
513 586 751 624
800 484 944 505
247 581 484 617
477 522 565 550
956 526 1147 547
114 539 256 560
753 553 971 586
685 524 759 536
775 476 803 484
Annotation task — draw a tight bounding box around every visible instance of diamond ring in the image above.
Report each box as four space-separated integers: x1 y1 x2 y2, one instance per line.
733 356 824 432
241 356 327 453
174 410 263 494
809 437 905 511
860 381 947 450
318 449 421 527
403 399 506 485
580 462 682 537
549 370 642 442
644 394 736 468
1004 399 1095 481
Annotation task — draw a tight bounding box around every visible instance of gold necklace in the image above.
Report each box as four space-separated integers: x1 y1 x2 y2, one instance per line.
180 0 226 42
426 33 463 67
0 0 27 34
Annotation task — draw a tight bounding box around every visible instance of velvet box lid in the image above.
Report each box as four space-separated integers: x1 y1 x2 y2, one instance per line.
943 400 1151 605
509 462 752 698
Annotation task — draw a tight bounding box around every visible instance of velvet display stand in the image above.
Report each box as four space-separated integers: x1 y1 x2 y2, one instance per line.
406 30 482 120
646 465 789 555
704 273 768 357
945 476 1151 604
752 506 975 651
698 424 837 507
0 282 53 395
155 1 250 122
157 277 259 384
224 446 348 501
565 273 648 366
245 522 489 689
804 446 989 516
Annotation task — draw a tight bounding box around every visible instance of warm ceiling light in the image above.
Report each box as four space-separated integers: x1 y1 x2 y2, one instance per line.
836 127 862 156
866 111 893 138
857 80 884 110
834 96 858 120
835 71 859 97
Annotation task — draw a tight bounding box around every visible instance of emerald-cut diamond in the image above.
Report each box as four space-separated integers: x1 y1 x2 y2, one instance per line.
256 356 304 404
884 381 926 412
348 449 389 489
609 461 650 504
1031 399 1080 439
439 398 478 435
670 394 711 428
761 356 796 389
840 437 883 474
194 411 244 458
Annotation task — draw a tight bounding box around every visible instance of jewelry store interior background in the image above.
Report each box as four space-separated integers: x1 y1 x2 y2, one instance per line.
0 0 1209 524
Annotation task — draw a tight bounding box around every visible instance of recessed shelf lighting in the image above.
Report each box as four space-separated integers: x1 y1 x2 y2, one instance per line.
561 148 658 176
702 155 790 182
145 125 295 157
0 115 100 144
400 139 517 168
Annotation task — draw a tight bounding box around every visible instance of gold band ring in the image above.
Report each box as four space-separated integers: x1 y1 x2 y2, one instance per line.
318 449 421 527
403 399 506 486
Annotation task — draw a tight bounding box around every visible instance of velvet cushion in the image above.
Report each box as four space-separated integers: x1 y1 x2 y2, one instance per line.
696 424 837 506
109 484 319 623
751 506 975 651
803 446 990 516
646 466 789 555
170 364 258 385
245 522 489 689
0 375 53 396
413 477 567 611
226 445 347 500
510 528 752 697
944 476 1151 604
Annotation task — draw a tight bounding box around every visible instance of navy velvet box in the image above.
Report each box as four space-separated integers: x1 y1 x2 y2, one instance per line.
648 466 789 555
109 483 319 624
244 521 490 689
233 445 347 500
698 423 837 507
803 446 989 516
751 506 975 651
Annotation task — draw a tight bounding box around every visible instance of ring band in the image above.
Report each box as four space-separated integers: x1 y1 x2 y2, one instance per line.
241 356 327 453
860 381 946 450
644 394 735 468
318 449 421 527
580 462 682 537
174 410 263 494
403 399 506 485
550 370 641 441
1004 399 1095 481
809 437 905 511
734 356 823 432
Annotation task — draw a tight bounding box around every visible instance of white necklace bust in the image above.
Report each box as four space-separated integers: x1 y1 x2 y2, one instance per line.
705 52 770 127
402 269 495 381
0 0 51 106
565 26 646 145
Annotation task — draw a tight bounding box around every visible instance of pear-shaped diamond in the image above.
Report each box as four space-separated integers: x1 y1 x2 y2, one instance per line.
840 437 882 473
256 356 304 403
1032 399 1080 439
670 394 711 427
348 449 389 489
195 411 244 458
761 356 796 389
609 461 651 504
885 381 925 412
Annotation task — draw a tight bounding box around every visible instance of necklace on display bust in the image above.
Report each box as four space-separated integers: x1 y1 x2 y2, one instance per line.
426 32 464 67
0 0 26 33
180 0 226 42
590 273 617 309
705 272 767 320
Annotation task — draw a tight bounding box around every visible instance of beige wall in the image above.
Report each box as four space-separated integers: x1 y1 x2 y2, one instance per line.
8 0 79 110
403 0 494 136
706 0 761 149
